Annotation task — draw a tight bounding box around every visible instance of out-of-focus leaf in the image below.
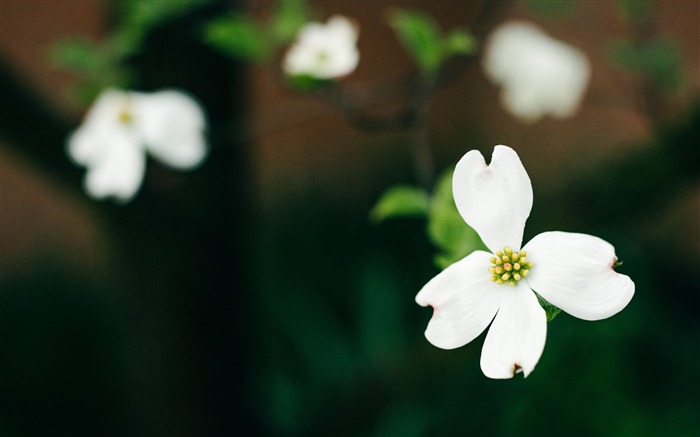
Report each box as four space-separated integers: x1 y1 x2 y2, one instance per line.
616 0 650 23
50 38 134 103
119 0 211 30
525 0 577 18
428 168 484 268
609 38 683 92
270 0 311 44
535 292 562 321
388 8 475 77
370 185 430 223
204 15 272 61
286 74 333 92
110 27 148 58
443 29 476 56
388 9 443 74
51 39 112 74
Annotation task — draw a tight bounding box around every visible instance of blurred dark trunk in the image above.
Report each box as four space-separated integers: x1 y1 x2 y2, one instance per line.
119 1 259 435
0 1 259 435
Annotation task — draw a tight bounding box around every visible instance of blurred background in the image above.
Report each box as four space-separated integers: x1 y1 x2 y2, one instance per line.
1 0 698 436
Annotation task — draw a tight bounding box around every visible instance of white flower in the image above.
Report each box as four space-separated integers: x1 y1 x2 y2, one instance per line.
416 146 634 379
283 15 360 80
482 21 591 123
67 88 208 202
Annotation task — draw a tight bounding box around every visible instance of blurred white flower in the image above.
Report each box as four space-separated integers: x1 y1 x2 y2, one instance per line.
283 15 359 80
67 89 208 202
416 146 634 379
482 22 590 123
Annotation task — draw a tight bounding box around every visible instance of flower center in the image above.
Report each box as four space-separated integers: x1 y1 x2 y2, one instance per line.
316 51 330 63
488 246 532 286
118 107 132 124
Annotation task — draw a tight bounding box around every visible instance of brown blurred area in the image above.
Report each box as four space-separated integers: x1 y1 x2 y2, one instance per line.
1 0 698 276
1 1 110 278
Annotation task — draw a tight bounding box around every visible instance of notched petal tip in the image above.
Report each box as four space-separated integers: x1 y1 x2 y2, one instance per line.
513 363 523 377
452 145 532 253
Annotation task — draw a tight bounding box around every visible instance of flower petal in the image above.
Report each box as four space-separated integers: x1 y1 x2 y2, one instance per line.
416 251 505 350
523 231 635 321
82 131 146 202
134 90 208 169
452 145 533 253
480 286 546 379
67 89 129 166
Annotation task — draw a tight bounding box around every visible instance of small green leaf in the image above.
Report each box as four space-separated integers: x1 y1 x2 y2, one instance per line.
50 38 111 73
616 0 650 23
443 29 476 56
535 292 561 321
388 8 475 77
388 8 443 74
427 168 485 268
119 0 211 30
270 0 311 44
525 0 577 18
50 38 134 102
204 15 272 61
370 185 430 223
286 74 333 91
609 38 683 92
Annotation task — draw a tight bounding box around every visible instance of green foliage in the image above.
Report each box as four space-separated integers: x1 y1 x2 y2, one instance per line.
370 168 484 269
118 0 211 30
204 15 272 61
534 292 562 321
609 37 683 92
114 0 211 56
51 0 210 103
427 169 484 268
270 0 313 44
387 8 476 77
203 0 310 62
50 38 134 103
286 74 334 91
370 185 431 223
616 0 650 23
525 0 577 18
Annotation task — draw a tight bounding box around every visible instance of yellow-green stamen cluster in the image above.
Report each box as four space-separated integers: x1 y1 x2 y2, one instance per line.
488 246 532 286
117 98 134 125
118 107 132 124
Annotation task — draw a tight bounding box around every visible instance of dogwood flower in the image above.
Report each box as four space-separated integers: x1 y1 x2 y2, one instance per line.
67 88 208 202
482 21 590 123
283 15 359 79
416 146 634 379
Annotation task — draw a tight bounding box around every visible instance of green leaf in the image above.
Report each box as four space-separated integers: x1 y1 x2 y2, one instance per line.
535 292 561 321
50 38 134 102
443 29 476 56
525 0 577 18
427 169 485 268
204 15 272 61
388 8 476 77
119 0 211 30
616 0 650 23
388 8 443 75
270 0 311 44
50 38 111 74
370 185 430 223
286 74 333 91
609 37 683 92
